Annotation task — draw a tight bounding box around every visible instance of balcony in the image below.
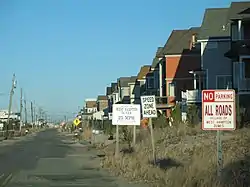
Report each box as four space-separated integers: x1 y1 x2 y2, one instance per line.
181 90 201 103
237 79 250 92
225 40 250 59
234 61 250 92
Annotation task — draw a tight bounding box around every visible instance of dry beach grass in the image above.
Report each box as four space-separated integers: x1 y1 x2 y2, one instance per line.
100 124 250 187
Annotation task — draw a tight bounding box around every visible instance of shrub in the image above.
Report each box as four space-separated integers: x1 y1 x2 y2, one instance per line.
153 113 167 128
120 126 133 148
187 104 200 126
171 103 182 123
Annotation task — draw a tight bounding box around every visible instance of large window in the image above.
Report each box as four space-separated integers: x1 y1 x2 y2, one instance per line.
231 23 244 41
243 58 250 78
147 77 154 89
168 82 176 96
216 75 232 89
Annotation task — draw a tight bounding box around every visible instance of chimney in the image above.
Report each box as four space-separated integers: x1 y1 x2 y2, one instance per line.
190 34 196 49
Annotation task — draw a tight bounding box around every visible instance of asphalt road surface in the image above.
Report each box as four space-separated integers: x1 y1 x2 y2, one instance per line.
0 129 146 187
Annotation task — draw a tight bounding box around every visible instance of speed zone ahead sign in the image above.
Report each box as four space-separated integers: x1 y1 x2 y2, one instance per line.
202 89 236 130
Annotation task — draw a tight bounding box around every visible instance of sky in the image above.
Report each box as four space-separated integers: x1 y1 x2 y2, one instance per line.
0 0 246 120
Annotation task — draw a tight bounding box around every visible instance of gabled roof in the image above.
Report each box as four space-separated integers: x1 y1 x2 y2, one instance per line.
151 47 163 68
228 2 250 20
198 8 230 40
156 47 163 58
118 76 137 87
137 65 151 80
106 87 112 96
97 95 108 100
160 27 200 56
86 101 97 108
151 58 159 69
111 83 117 92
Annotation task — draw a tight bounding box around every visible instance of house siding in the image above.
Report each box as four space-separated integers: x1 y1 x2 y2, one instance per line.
129 83 141 104
97 100 108 112
121 87 129 99
201 41 232 89
165 55 200 100
154 70 159 95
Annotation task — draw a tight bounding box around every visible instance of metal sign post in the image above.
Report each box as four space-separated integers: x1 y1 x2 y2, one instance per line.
115 124 119 158
202 89 236 178
141 95 157 164
217 130 222 177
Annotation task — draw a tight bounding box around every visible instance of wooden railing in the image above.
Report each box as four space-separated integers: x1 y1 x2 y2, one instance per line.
155 96 171 109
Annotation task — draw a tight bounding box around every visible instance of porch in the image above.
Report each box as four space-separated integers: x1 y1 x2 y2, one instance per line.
233 60 250 92
155 96 174 109
181 90 201 103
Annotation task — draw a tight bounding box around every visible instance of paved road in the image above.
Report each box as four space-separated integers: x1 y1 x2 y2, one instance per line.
0 129 146 187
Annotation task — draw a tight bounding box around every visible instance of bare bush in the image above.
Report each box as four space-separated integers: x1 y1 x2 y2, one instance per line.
101 123 250 187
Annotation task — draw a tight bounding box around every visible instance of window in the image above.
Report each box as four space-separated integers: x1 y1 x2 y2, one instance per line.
243 59 250 78
231 23 244 41
205 41 218 49
244 22 250 39
216 76 232 89
147 77 154 89
168 82 176 96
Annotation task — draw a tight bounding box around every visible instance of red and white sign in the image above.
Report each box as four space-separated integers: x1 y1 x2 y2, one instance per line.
202 89 236 130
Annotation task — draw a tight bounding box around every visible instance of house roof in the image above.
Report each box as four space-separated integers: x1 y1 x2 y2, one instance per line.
159 27 200 56
228 2 250 20
97 95 108 100
137 65 151 80
111 83 117 92
118 76 137 87
151 47 163 68
198 8 230 40
155 47 163 58
106 87 112 96
130 76 137 82
151 57 159 68
86 101 97 108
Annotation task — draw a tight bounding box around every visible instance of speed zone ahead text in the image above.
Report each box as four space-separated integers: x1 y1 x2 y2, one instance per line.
202 90 235 130
141 95 157 118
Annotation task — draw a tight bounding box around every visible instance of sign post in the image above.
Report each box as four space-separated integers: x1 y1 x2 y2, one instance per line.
141 95 158 164
202 89 236 177
112 104 141 158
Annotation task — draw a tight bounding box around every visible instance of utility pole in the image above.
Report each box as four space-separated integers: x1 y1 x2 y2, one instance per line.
5 74 16 139
31 101 34 128
38 107 42 128
19 88 23 132
24 96 27 127
33 101 36 128
36 114 38 127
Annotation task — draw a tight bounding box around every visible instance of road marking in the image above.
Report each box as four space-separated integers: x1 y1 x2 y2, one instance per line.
1 173 13 187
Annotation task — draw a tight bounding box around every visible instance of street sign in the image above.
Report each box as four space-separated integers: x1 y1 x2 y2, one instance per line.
140 95 157 118
202 89 236 130
73 118 81 126
112 104 140 125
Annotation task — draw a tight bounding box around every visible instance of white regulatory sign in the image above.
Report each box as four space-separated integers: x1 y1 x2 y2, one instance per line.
202 89 236 130
140 95 157 118
112 104 141 125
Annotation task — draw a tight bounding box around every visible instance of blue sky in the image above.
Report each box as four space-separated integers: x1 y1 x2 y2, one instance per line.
0 0 244 119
